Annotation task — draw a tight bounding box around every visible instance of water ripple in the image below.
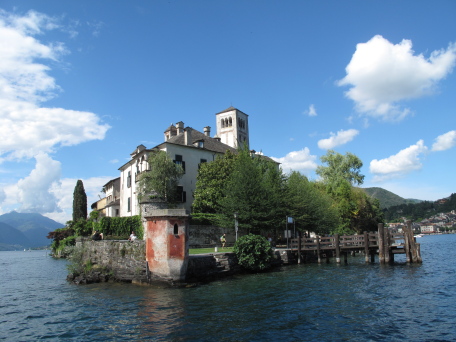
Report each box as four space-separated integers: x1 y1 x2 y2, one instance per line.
2 236 456 341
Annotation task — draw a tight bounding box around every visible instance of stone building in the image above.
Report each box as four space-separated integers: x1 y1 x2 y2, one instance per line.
117 106 250 217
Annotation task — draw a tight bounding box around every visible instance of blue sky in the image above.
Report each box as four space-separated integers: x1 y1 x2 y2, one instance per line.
0 1 455 223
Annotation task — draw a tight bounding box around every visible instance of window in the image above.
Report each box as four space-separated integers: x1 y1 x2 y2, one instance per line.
197 140 204 148
174 223 179 235
127 197 131 212
127 171 131 188
115 209 119 217
198 159 207 169
173 154 186 173
176 186 186 203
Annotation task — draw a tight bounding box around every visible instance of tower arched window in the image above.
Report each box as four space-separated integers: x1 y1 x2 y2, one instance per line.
221 119 225 128
229 117 232 127
173 223 179 235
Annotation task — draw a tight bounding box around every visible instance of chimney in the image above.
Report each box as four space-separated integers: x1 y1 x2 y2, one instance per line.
176 121 184 134
203 126 211 137
184 127 193 146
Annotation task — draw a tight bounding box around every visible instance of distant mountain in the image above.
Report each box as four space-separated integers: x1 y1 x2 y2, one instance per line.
0 212 64 249
362 187 423 209
0 222 30 250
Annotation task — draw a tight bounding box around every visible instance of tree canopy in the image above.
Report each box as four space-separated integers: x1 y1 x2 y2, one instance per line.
137 150 184 206
285 171 339 235
216 148 286 233
316 150 364 194
192 147 383 237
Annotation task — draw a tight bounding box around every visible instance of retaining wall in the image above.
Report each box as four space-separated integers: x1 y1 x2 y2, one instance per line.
75 238 148 283
72 238 244 284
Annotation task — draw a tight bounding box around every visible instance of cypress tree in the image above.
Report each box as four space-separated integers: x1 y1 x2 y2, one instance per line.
73 180 87 221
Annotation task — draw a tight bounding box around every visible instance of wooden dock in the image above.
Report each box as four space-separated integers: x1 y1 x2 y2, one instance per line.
285 221 422 264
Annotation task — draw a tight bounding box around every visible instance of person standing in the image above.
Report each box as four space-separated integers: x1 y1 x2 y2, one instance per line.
220 233 226 249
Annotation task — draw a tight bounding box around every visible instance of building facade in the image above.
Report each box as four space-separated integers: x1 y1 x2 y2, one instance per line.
104 177 121 217
117 107 246 217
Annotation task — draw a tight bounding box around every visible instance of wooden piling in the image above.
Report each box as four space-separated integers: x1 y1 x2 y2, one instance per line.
297 232 302 264
404 230 411 263
378 223 385 264
316 236 321 263
416 243 422 263
405 220 422 263
335 234 341 263
364 231 369 263
384 228 390 264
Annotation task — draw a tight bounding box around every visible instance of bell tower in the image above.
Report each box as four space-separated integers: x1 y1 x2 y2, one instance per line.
215 107 249 149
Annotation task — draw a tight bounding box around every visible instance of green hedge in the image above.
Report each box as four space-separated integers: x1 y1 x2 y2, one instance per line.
96 216 143 239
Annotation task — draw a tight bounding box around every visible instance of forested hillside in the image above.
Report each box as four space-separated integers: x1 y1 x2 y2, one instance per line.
362 187 422 209
383 193 456 222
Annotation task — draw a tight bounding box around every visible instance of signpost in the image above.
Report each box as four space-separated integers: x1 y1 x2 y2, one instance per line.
286 216 294 248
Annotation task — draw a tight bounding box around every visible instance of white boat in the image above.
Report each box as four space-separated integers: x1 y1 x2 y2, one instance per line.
415 234 424 238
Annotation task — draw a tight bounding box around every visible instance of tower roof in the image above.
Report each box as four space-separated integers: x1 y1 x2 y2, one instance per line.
164 124 176 133
215 106 248 116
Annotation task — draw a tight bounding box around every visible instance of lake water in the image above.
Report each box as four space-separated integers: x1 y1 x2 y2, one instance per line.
1 234 456 341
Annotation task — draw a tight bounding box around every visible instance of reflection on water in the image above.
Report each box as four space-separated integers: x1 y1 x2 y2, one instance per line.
138 287 187 340
1 234 456 341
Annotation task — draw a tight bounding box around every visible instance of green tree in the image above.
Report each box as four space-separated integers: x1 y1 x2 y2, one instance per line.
217 148 286 233
137 150 184 206
73 180 87 221
315 150 383 234
350 188 384 233
285 171 339 236
316 150 364 195
192 150 236 214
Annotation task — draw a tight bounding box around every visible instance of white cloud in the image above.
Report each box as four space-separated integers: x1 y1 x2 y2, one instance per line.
48 175 113 223
0 102 110 161
369 140 428 181
0 10 112 222
1 154 113 223
15 152 61 213
305 104 317 117
318 129 359 149
0 187 6 205
0 10 110 163
431 130 456 151
338 35 456 121
271 148 318 175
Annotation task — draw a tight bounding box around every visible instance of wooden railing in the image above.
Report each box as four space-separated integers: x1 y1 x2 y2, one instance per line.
285 222 422 264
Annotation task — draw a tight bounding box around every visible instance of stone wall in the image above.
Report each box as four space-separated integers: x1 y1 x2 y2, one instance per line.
188 225 242 247
186 252 240 282
75 238 148 283
73 238 243 284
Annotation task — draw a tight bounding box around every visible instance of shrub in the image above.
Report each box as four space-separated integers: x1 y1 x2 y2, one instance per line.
233 234 273 271
47 227 75 253
97 216 143 239
66 245 87 276
69 219 92 237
